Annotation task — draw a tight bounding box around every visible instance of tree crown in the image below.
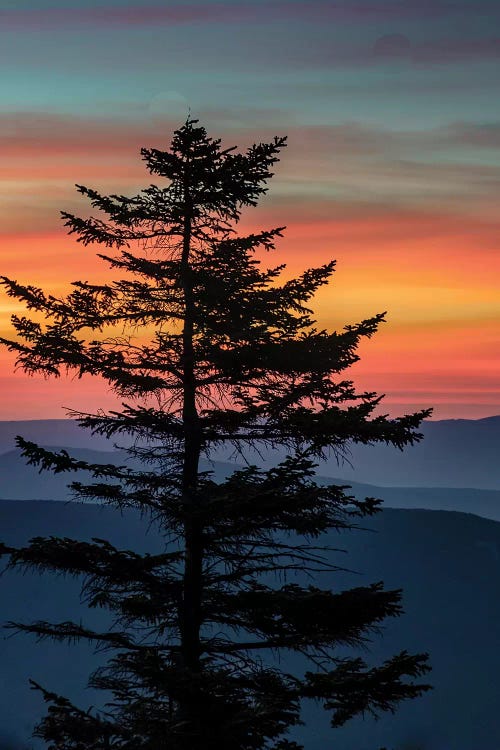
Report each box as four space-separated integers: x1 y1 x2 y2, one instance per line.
0 119 431 750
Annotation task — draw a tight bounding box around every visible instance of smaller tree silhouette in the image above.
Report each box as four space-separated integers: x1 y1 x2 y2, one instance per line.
1 119 431 750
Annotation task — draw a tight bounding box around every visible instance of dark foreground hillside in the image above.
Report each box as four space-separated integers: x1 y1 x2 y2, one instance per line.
1 500 499 750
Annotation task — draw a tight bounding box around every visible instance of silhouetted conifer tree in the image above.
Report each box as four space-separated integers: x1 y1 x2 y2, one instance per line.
0 119 431 750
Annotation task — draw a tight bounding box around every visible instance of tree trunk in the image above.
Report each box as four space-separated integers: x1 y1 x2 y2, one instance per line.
179 175 203 746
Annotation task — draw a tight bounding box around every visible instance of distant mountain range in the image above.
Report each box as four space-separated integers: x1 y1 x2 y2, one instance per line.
1 499 499 750
1 415 499 490
221 415 500 490
1 445 500 523
0 419 113 455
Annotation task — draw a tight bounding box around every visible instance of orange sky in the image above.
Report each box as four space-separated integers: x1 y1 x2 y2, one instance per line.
1 198 498 420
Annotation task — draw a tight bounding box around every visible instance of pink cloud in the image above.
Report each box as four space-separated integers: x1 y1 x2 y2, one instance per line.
0 112 183 158
371 34 500 64
415 37 500 63
448 122 500 148
0 5 235 29
0 1 496 30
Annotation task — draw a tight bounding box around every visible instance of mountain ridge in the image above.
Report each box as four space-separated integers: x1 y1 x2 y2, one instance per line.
2 415 499 489
1 500 499 749
2 445 500 521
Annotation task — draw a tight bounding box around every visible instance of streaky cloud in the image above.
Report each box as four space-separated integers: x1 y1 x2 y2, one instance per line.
2 1 499 29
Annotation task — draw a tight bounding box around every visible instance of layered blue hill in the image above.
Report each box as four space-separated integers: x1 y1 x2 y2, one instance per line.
1 415 499 489
2 445 499 522
1 500 500 750
216 415 500 490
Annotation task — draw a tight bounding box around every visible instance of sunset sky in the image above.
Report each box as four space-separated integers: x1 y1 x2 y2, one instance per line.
0 0 499 420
